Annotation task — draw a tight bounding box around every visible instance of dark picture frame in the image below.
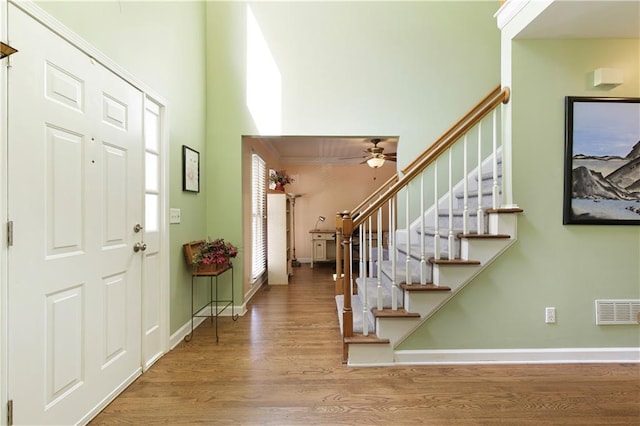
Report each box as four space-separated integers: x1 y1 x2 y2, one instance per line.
563 96 640 225
182 145 200 193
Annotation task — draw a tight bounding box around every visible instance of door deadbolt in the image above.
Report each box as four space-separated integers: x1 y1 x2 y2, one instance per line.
133 242 147 252
133 224 143 233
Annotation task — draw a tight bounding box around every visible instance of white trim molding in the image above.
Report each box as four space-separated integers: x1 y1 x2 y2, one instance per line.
394 347 640 365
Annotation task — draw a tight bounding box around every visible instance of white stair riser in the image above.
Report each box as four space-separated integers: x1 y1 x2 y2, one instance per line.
460 238 513 262
432 264 482 288
489 212 519 236
376 316 422 346
348 344 394 366
403 291 451 317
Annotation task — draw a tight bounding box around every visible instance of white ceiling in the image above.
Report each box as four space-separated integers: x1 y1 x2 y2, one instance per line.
256 136 398 166
516 1 640 39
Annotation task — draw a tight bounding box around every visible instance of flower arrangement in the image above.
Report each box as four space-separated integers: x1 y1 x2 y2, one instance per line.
193 238 238 267
269 170 294 189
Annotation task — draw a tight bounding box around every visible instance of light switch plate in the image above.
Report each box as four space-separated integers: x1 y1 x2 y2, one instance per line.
170 208 181 224
545 307 556 324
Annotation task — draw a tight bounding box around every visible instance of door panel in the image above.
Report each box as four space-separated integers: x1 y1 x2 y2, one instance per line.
45 285 84 407
46 125 84 254
7 5 144 424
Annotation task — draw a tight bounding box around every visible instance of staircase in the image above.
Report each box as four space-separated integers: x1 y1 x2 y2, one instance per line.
334 85 523 365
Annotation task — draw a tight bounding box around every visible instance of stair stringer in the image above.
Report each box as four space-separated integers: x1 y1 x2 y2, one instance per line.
346 210 521 366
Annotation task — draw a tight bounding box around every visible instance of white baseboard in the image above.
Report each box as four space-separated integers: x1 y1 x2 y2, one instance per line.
394 347 640 365
245 281 264 303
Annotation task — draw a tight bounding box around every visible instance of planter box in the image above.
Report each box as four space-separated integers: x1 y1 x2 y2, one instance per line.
183 240 206 266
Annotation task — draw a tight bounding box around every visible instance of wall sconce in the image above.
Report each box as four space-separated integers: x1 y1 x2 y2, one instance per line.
314 215 326 230
0 42 18 59
367 156 385 168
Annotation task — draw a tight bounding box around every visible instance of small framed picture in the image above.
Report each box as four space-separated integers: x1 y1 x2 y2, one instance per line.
182 145 200 193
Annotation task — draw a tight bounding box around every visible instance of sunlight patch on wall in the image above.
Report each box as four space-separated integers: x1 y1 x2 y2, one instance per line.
246 5 282 135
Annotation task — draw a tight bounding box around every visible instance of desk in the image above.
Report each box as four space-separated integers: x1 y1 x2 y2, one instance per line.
310 230 336 268
184 264 238 343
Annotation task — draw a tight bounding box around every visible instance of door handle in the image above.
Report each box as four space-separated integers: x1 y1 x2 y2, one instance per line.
133 224 143 233
134 242 147 252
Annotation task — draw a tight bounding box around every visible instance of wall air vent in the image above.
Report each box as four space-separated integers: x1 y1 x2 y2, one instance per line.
595 299 640 325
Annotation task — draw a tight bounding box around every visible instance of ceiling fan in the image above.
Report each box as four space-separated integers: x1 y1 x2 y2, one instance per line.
362 138 396 168
340 138 397 168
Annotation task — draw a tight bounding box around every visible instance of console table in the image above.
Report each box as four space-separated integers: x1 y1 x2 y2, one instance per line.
310 230 336 268
184 264 238 343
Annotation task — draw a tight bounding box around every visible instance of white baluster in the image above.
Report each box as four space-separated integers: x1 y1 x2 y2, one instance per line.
359 224 364 278
361 221 368 336
463 135 469 235
349 237 354 291
368 215 373 279
377 207 383 311
448 149 455 260
405 186 411 287
390 197 397 311
420 171 427 285
433 161 441 259
476 122 485 235
492 109 500 211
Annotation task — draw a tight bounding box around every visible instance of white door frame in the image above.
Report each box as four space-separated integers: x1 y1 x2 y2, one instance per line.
0 0 170 421
0 1 10 424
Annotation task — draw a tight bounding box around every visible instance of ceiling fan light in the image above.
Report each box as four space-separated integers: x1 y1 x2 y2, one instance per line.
367 157 385 168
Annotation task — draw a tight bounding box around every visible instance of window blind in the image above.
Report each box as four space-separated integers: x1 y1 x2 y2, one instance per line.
251 153 266 281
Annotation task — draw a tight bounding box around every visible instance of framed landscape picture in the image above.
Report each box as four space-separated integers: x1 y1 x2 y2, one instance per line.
563 96 640 225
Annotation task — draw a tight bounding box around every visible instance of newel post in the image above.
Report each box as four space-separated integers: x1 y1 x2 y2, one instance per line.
337 212 353 363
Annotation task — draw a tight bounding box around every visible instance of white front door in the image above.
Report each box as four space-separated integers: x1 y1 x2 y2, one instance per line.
7 4 144 424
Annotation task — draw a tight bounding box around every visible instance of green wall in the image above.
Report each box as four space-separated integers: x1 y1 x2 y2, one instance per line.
400 38 640 349
36 1 208 333
205 0 501 314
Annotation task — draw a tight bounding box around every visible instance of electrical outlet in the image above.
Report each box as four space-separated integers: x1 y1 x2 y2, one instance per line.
169 208 181 224
545 307 556 324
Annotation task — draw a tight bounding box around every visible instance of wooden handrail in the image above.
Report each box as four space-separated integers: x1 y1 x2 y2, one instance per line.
402 85 507 174
353 85 510 230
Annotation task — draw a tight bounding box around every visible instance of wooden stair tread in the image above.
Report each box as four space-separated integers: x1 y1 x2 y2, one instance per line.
429 258 481 265
344 335 390 344
372 308 420 318
400 283 451 292
457 233 511 239
486 207 524 214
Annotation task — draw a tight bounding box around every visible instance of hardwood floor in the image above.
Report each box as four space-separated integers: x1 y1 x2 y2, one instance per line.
90 264 640 425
